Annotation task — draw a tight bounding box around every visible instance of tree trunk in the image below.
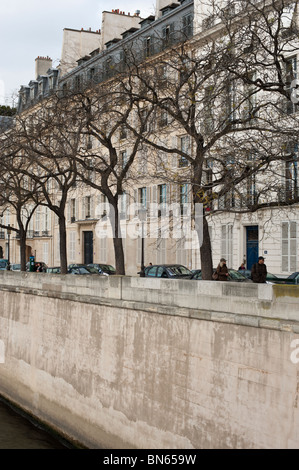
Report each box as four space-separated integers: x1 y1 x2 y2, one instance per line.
59 215 68 274
200 215 213 280
19 231 27 272
110 205 125 275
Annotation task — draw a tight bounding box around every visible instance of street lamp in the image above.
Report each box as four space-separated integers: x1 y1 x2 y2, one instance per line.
6 224 11 270
139 207 147 277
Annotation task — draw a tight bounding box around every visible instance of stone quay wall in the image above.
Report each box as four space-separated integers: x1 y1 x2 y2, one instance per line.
0 271 298 448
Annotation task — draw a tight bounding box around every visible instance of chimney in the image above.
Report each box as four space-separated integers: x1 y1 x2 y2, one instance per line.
35 56 52 79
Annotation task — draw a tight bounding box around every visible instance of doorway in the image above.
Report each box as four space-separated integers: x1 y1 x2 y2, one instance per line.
246 226 259 270
83 231 93 265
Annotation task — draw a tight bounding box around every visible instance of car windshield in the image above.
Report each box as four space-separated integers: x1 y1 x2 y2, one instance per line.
12 264 21 270
228 270 247 280
102 265 116 273
71 267 90 274
266 273 278 280
0 261 7 268
287 272 299 280
166 266 191 276
192 271 202 280
86 267 99 274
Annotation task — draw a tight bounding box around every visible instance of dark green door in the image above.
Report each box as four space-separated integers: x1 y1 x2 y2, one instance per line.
246 226 259 270
84 231 93 265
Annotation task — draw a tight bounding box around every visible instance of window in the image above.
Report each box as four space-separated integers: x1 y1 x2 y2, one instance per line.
145 36 152 57
158 184 167 217
180 183 188 216
284 143 298 201
100 237 107 263
121 150 127 169
285 56 297 114
43 243 49 265
160 110 168 127
74 75 82 91
69 231 76 262
246 154 257 206
139 187 147 208
71 199 76 222
282 221 297 272
226 80 236 124
87 135 93 149
179 136 190 167
162 24 174 47
182 14 193 38
89 68 95 81
120 125 127 140
86 196 91 218
119 191 127 219
221 225 233 268
158 184 167 205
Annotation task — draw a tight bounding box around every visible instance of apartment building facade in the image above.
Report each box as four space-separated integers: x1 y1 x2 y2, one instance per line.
2 0 298 276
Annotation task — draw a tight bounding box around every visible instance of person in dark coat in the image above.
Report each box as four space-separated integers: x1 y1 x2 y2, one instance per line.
251 256 267 283
216 258 229 281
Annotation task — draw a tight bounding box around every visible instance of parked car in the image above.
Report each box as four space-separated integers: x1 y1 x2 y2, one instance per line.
87 263 116 275
0 259 9 270
269 272 299 285
142 264 193 279
240 269 286 284
68 266 94 275
67 264 104 275
46 267 61 274
191 268 253 282
10 263 21 271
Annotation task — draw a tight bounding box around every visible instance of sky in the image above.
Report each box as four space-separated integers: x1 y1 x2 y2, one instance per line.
0 0 155 107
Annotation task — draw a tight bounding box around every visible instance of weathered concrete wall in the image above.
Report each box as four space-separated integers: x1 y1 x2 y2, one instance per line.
0 272 299 448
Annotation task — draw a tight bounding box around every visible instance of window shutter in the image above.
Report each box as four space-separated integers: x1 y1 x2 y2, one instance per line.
75 199 79 220
67 202 71 223
171 136 178 168
82 198 86 220
91 196 94 219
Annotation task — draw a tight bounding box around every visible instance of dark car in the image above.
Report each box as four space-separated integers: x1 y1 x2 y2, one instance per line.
46 267 61 274
0 259 9 270
277 272 299 285
87 263 116 275
67 264 104 275
142 264 193 279
10 263 21 271
191 268 253 282
68 266 93 275
240 269 286 284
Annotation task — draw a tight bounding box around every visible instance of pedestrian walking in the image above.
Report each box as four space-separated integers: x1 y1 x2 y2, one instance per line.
251 256 267 283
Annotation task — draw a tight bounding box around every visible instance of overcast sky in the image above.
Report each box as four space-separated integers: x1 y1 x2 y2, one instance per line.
0 1 155 107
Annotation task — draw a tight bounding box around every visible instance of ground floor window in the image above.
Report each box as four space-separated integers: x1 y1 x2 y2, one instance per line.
282 221 297 272
221 224 233 268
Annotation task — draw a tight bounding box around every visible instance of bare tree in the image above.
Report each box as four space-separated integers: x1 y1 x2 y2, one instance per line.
67 77 155 275
13 93 81 274
114 0 299 278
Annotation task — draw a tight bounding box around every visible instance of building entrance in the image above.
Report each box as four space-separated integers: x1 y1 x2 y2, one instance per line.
246 226 259 270
83 231 93 265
